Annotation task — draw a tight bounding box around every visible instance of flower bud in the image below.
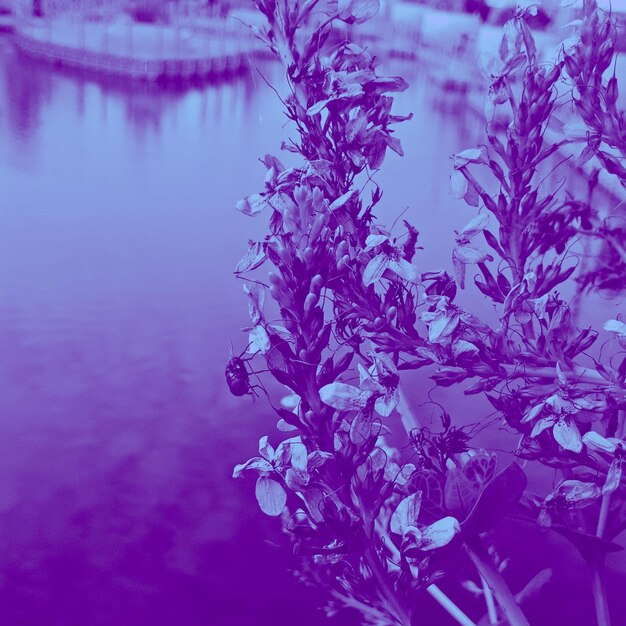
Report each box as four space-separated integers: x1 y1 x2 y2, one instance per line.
303 246 315 266
310 274 323 295
386 306 397 322
564 55 582 78
304 292 318 316
606 76 619 108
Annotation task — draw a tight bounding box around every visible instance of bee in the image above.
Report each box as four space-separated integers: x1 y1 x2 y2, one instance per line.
225 343 265 398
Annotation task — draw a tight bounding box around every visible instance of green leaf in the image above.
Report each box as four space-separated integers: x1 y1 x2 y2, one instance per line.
461 463 527 536
444 468 479 518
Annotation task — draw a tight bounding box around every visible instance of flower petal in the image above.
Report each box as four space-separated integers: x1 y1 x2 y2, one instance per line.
363 254 390 286
390 492 422 536
604 459 623 495
426 310 459 343
365 233 389 250
375 390 399 417
232 457 273 478
255 476 287 516
604 319 626 337
320 382 372 411
530 416 556 438
236 193 266 216
259 435 275 461
248 325 271 355
329 189 357 211
450 169 468 199
583 431 618 454
419 516 461 551
388 258 419 283
553 418 583 453
453 148 487 169
459 213 490 241
235 241 266 274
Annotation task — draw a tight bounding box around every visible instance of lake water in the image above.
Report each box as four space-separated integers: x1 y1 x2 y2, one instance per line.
0 34 621 626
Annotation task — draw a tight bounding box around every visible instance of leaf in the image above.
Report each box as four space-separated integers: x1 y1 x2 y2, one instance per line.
255 476 287 516
462 451 497 488
551 525 624 556
516 569 553 605
391 492 422 535
445 468 479 518
462 463 527 536
411 470 446 522
363 254 390 286
553 418 583 453
319 382 372 411
419 516 460 550
232 457 273 478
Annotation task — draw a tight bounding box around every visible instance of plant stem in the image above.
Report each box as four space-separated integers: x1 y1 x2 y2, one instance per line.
592 561 611 626
426 585 477 626
464 540 530 626
591 492 612 626
364 548 412 626
374 519 478 626
481 574 498 624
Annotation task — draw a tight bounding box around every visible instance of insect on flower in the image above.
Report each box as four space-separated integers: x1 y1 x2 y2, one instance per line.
225 343 265 398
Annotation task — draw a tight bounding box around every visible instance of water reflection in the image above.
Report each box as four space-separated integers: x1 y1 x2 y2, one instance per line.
0 35 533 626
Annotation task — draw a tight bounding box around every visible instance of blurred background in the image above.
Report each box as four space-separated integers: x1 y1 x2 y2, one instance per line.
0 0 625 625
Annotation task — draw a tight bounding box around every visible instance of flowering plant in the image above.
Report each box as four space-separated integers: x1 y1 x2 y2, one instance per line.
228 1 626 625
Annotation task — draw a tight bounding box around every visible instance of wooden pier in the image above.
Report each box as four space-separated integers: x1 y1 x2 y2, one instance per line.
13 18 263 81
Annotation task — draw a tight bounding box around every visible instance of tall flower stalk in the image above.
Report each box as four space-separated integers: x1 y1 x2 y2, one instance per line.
229 2 626 625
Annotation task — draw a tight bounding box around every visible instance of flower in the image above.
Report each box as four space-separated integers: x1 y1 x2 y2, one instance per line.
233 435 312 516
320 352 400 417
523 392 583 453
362 234 420 286
390 492 460 551
420 296 460 344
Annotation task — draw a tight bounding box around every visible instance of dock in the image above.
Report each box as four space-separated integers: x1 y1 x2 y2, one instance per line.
13 18 264 81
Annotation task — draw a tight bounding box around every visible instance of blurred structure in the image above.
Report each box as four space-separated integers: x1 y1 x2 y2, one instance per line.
10 0 264 81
